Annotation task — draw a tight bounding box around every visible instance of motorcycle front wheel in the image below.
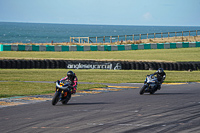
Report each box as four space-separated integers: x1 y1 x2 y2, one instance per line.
62 93 71 105
52 92 60 105
140 85 147 95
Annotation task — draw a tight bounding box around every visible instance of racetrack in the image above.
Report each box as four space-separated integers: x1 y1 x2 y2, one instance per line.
0 83 200 133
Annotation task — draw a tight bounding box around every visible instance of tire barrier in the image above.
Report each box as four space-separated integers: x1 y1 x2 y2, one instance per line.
1 42 200 52
0 59 200 71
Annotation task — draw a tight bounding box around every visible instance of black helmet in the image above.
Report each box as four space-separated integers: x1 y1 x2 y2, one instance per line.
158 68 164 74
67 71 74 80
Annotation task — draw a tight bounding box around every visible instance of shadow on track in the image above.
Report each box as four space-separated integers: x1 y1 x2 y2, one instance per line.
55 102 111 106
142 93 193 95
68 102 110 105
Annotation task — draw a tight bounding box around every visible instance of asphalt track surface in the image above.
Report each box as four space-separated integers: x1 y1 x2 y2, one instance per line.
0 83 200 133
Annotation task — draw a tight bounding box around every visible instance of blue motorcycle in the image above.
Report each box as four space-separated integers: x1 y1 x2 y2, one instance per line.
52 80 72 105
140 74 159 95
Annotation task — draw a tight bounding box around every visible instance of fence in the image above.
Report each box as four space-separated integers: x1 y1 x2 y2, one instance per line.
70 30 200 44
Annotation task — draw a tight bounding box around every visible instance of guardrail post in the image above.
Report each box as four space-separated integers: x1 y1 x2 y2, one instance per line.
96 37 97 43
182 31 184 41
118 35 119 42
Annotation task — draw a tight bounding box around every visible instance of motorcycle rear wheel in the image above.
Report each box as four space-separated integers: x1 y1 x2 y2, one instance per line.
52 92 60 105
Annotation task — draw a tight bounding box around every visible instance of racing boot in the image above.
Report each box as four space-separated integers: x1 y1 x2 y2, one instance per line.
157 84 161 90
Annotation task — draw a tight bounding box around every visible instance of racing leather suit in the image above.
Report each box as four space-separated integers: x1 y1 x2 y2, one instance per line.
153 71 166 89
60 74 78 94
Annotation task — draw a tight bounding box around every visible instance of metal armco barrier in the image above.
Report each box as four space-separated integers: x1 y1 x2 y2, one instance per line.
0 59 200 71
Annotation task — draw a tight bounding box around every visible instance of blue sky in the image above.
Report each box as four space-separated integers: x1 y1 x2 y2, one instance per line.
0 0 199 26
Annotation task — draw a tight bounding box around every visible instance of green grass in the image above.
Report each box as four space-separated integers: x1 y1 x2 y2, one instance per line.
0 47 200 62
1 47 200 98
0 82 54 98
0 69 200 98
0 82 107 98
1 69 200 83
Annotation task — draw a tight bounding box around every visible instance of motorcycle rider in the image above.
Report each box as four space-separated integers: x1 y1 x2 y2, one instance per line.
60 70 78 94
152 68 166 90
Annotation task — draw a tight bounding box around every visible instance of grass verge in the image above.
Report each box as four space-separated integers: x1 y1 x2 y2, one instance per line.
1 69 200 83
1 69 200 98
0 82 107 98
0 47 200 62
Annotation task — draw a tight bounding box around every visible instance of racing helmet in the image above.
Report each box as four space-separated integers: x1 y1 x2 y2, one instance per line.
158 68 164 74
67 71 74 80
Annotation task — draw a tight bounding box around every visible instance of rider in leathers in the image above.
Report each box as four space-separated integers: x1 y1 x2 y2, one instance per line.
152 68 166 90
60 70 78 94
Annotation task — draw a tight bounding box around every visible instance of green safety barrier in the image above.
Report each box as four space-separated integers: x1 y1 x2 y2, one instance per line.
61 46 69 51
182 42 189 48
157 43 164 49
0 44 3 51
118 45 125 51
77 45 84 51
104 45 111 51
0 42 200 52
196 42 200 47
131 44 138 50
32 45 39 51
90 45 98 51
170 43 176 48
18 45 26 51
3 44 11 51
46 45 55 51
144 44 151 49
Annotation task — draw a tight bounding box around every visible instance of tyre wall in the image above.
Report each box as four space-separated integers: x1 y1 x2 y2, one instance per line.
0 59 200 71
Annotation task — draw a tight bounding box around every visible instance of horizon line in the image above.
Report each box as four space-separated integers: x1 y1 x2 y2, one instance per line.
0 21 200 27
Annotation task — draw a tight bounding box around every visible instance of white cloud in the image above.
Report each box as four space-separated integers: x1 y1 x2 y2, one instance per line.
142 12 153 21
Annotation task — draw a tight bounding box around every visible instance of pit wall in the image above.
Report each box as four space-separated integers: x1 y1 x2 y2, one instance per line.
0 42 200 51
